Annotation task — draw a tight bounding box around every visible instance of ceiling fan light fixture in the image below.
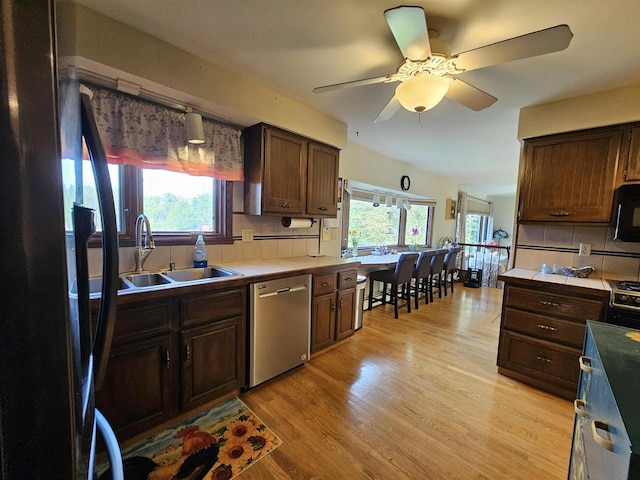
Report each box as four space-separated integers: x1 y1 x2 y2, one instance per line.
395 74 452 113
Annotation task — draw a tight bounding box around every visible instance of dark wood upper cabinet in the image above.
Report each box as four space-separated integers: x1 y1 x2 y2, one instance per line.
519 127 622 223
622 124 640 182
244 123 339 217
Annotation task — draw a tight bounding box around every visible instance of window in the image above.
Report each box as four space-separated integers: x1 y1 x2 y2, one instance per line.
142 169 216 233
348 198 400 247
464 214 491 243
345 188 434 250
61 158 122 232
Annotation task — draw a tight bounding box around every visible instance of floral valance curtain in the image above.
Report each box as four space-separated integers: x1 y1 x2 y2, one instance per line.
84 85 243 181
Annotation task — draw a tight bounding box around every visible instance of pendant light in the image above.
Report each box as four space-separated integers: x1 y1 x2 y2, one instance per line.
395 73 452 113
372 193 381 207
185 108 205 144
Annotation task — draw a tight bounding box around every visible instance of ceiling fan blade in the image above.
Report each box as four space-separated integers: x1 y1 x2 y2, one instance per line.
445 78 497 111
313 74 396 94
373 96 401 123
454 24 573 72
384 6 431 61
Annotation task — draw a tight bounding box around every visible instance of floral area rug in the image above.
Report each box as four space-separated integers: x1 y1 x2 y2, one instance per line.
98 396 281 480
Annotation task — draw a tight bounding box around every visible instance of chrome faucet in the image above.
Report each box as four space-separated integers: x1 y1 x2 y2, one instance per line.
134 213 155 272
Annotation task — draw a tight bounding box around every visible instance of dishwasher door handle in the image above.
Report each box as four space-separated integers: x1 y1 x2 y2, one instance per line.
258 284 308 298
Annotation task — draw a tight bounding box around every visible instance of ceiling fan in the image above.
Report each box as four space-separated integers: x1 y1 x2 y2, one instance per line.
313 5 573 122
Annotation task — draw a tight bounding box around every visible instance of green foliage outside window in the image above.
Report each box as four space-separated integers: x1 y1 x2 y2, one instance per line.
348 199 400 247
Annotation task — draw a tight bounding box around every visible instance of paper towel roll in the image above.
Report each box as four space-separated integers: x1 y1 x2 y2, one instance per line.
282 217 313 228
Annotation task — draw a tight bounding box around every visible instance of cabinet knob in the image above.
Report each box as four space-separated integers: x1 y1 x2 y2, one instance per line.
185 344 191 364
165 349 171 370
319 206 327 211
331 301 336 312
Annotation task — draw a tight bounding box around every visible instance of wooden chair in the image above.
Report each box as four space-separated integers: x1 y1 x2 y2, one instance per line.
442 246 461 296
411 250 438 309
429 248 448 302
368 253 419 318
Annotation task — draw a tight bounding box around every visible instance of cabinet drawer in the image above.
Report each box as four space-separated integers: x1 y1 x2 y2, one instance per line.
503 307 586 348
504 285 604 321
112 301 173 344
181 288 244 328
499 330 581 386
338 269 358 290
313 273 336 296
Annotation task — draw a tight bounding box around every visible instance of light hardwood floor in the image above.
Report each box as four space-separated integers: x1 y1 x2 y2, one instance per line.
239 286 575 480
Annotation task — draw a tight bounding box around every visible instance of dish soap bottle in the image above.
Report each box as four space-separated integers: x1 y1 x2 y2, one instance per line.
194 235 208 268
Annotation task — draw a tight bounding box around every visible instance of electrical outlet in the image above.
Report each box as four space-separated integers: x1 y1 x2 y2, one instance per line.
578 242 591 256
241 229 253 242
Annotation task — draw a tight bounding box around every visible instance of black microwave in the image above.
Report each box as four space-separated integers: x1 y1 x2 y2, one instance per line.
614 184 640 241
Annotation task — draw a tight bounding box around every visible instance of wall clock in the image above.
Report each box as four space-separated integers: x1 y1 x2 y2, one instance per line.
400 175 411 191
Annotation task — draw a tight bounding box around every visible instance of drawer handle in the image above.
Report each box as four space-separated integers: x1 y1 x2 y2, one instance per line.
319 206 327 211
537 324 557 331
321 282 332 287
573 399 587 417
540 300 560 307
185 344 191 364
280 202 291 208
591 420 614 451
344 277 353 282
550 211 571 217
166 349 171 370
579 356 592 373
331 301 336 312
536 355 553 363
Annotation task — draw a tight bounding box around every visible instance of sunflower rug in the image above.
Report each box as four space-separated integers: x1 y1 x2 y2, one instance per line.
98 397 282 480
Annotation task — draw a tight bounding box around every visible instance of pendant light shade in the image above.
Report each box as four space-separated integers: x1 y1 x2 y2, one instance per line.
372 193 381 207
185 112 205 144
395 74 452 113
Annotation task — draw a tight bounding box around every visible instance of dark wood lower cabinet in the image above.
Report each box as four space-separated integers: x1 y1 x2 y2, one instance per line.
181 316 244 411
311 268 357 354
497 276 608 399
96 334 173 440
95 286 246 442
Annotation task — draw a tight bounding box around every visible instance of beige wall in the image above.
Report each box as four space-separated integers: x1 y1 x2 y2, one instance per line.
518 83 640 139
487 194 516 249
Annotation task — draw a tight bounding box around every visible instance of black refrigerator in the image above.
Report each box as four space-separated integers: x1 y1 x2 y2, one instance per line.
0 1 122 478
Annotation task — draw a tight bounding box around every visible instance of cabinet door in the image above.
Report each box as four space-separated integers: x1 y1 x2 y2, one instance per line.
311 292 335 353
335 288 355 341
96 334 173 440
181 317 244 411
624 124 640 182
520 128 621 222
263 127 307 215
307 142 339 217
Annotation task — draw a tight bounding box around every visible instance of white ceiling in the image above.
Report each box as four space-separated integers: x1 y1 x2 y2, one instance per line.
72 0 640 196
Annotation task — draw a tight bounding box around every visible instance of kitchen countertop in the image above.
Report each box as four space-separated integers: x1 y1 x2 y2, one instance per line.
218 255 361 278
499 268 609 291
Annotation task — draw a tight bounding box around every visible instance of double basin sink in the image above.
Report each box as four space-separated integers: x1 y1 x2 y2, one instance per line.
83 266 242 295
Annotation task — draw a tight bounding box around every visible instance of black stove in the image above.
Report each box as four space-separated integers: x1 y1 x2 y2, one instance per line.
606 279 640 328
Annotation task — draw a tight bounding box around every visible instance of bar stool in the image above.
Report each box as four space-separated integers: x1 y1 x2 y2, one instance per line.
411 250 438 309
429 248 447 302
442 246 461 296
368 253 419 318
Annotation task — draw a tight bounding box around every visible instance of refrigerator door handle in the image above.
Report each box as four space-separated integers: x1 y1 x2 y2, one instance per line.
79 92 119 391
95 408 124 480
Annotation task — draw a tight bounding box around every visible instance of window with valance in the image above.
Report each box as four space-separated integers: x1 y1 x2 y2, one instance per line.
59 79 240 244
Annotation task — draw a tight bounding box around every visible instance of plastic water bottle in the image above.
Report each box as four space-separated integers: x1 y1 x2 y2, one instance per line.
194 235 208 268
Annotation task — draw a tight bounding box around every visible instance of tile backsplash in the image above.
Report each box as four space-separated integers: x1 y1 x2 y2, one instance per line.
87 214 321 277
515 224 640 280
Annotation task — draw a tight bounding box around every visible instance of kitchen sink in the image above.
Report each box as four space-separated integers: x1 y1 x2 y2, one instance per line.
70 277 131 295
163 266 240 282
121 272 173 288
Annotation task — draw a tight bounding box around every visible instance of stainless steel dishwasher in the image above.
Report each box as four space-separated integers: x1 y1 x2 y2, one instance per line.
249 274 311 387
